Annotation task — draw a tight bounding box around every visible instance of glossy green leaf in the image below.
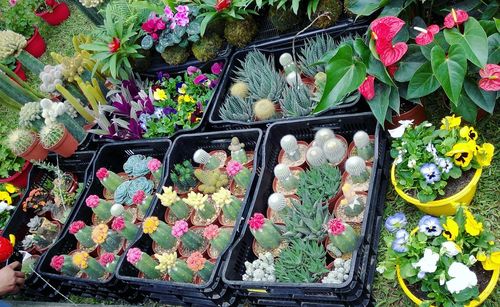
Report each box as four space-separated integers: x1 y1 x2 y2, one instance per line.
368 55 394 86
496 18 500 33
452 93 477 124
346 0 389 16
431 45 467 105
488 33 500 64
407 62 440 99
388 85 400 114
464 79 496 114
367 83 391 126
444 17 488 68
394 45 427 82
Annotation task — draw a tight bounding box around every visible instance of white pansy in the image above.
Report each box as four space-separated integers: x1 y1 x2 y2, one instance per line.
0 201 14 213
468 255 477 266
388 120 414 138
376 265 386 274
439 272 446 285
446 262 478 294
412 248 439 279
440 241 461 257
407 159 417 168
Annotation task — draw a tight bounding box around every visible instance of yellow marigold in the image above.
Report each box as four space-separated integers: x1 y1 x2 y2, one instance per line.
156 186 180 207
464 210 483 236
154 252 177 273
91 224 109 244
183 191 208 210
0 191 12 205
143 216 160 234
459 126 478 141
211 187 232 208
153 89 167 101
446 141 476 167
442 217 459 241
72 251 89 269
5 183 18 194
476 143 494 167
440 115 461 130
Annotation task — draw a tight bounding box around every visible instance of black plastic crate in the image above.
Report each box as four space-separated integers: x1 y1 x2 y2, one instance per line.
207 24 369 131
221 112 388 304
116 129 263 303
36 139 172 297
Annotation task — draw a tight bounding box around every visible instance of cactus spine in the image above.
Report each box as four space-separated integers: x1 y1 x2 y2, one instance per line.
345 156 370 184
6 128 37 155
323 138 346 164
39 122 65 149
353 131 374 161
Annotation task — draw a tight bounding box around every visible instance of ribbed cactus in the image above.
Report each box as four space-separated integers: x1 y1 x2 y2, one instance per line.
274 164 298 191
327 219 359 256
100 230 122 253
86 195 112 221
172 221 205 252
323 138 346 164
306 146 327 167
280 135 301 161
143 218 177 251
228 137 247 164
249 213 283 250
212 187 242 222
314 128 335 148
268 193 287 212
96 168 125 194
39 123 65 149
157 186 191 221
126 248 161 279
155 253 194 283
226 161 251 189
194 169 229 194
193 149 221 170
183 192 217 221
18 101 44 130
0 30 27 60
344 198 365 217
204 226 231 258
56 113 86 143
345 156 370 184
6 128 37 155
353 131 374 161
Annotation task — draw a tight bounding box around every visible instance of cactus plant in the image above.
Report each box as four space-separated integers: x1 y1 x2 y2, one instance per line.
229 81 249 99
85 195 113 221
242 252 276 282
226 160 251 189
170 160 197 193
191 33 223 62
280 135 301 162
126 247 161 279
193 149 222 170
111 216 138 242
306 146 327 167
69 221 95 249
253 99 276 121
39 65 64 94
72 251 106 280
143 217 177 251
345 156 370 184
187 252 215 282
280 84 315 118
155 253 194 283
92 224 122 253
96 167 125 194
282 194 330 241
183 191 217 221
172 220 205 252
157 186 191 221
194 168 229 194
39 122 65 149
212 187 242 222
274 164 299 191
322 137 347 165
18 101 44 130
296 164 341 203
322 258 351 284
353 131 374 161
268 193 288 213
50 255 79 276
0 30 27 60
203 225 231 258
314 128 335 148
219 95 254 122
6 128 37 156
341 183 365 218
228 137 247 164
249 213 283 250
326 218 359 256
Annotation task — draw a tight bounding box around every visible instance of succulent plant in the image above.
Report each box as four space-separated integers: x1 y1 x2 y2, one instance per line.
229 81 249 99
224 15 257 48
39 123 65 149
242 252 276 282
56 53 84 82
18 101 43 130
184 191 217 221
212 187 242 222
157 186 191 221
280 135 301 162
0 30 27 61
27 216 44 233
249 213 283 250
172 221 205 252
326 219 359 256
313 72 327 102
274 163 299 191
306 146 327 167
143 217 177 251
123 154 152 177
322 137 347 165
226 160 251 189
275 239 329 283
39 65 64 94
282 194 330 241
322 258 351 284
170 160 197 193
114 177 153 205
6 128 37 155
344 197 365 217
191 33 223 62
353 131 374 161
268 193 287 212
253 99 276 121
193 149 222 170
204 226 231 258
79 0 105 8
228 137 247 164
345 156 370 184
155 253 194 283
194 169 229 194
296 164 341 203
219 95 254 122
280 84 315 118
298 34 336 78
314 128 335 148
22 235 35 250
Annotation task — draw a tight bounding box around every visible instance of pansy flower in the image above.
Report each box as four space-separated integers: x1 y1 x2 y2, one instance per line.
385 212 407 233
418 215 442 236
177 83 187 94
435 157 453 174
442 217 459 241
420 163 441 184
414 25 440 46
446 141 476 167
459 126 478 141
193 74 208 85
476 143 494 167
478 64 500 92
444 9 468 29
440 115 461 130
391 229 409 253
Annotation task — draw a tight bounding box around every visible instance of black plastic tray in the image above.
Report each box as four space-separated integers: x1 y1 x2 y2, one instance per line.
116 129 263 304
207 24 369 131
36 139 172 297
221 112 388 304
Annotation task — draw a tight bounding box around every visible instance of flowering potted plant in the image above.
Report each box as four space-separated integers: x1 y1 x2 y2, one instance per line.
378 208 499 306
0 184 19 231
34 0 71 26
0 125 29 188
390 116 494 215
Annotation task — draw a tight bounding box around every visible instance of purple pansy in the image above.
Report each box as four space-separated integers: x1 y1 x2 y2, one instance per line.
193 74 207 85
420 163 441 184
211 62 223 75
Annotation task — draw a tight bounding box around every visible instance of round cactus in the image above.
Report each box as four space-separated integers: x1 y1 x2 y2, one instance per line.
0 30 27 60
345 156 370 184
314 128 335 148
323 138 346 164
193 149 211 165
279 53 294 68
40 123 66 149
306 146 327 167
253 99 276 121
280 135 298 153
230 82 249 99
18 101 43 130
353 131 374 161
6 128 37 155
268 193 287 212
274 164 291 181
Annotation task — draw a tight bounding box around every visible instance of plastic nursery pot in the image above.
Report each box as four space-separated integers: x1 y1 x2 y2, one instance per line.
44 128 78 158
13 61 27 81
0 160 32 189
272 166 303 196
24 27 46 58
151 239 180 255
348 135 375 165
267 195 300 225
164 206 194 225
333 192 368 225
390 164 483 216
35 2 71 26
277 141 309 168
20 137 49 161
386 103 427 130
190 205 221 226
206 226 233 260
217 197 244 226
178 226 209 258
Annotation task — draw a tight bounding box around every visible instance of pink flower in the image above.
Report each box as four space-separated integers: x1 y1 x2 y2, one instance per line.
142 16 166 36
187 66 200 76
327 218 346 235
203 225 220 240
85 195 100 208
478 64 500 91
387 64 398 78
111 217 125 231
164 6 174 19
132 190 146 205
9 0 17 6
193 74 207 85
226 160 243 177
147 158 162 172
376 39 408 67
50 255 64 272
69 221 86 234
415 25 440 46
249 213 265 230
370 16 405 42
96 168 109 180
99 253 116 266
215 0 231 12
358 75 375 101
187 252 206 272
211 62 223 75
444 9 468 29
126 247 143 265
173 12 190 28
172 220 189 238
176 5 189 14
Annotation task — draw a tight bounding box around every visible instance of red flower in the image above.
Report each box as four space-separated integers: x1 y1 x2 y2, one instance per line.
478 64 500 91
359 75 375 101
96 167 109 180
132 190 146 205
376 39 408 67
45 0 57 7
327 218 346 236
50 255 65 272
444 9 468 29
387 64 398 78
215 0 231 12
414 25 440 46
108 37 121 53
370 16 405 41
249 213 265 230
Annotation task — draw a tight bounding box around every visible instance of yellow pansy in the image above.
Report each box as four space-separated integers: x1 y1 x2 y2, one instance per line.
481 252 500 271
177 95 194 104
5 183 18 194
476 251 487 262
464 210 483 236
153 89 167 101
143 216 160 234
177 83 187 94
0 191 12 205
476 143 494 167
446 141 477 167
440 115 461 130
459 126 478 141
72 251 89 270
442 217 459 241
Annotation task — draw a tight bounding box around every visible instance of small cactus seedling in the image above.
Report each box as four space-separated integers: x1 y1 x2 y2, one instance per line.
184 191 217 221
353 131 374 161
341 183 365 218
268 193 287 212
203 225 231 258
274 164 299 191
6 128 37 156
157 186 191 221
345 156 370 184
194 168 229 194
193 149 222 170
96 167 125 194
172 220 206 252
249 213 283 250
253 99 276 121
170 160 197 193
314 128 335 148
323 138 346 165
306 146 327 167
322 258 352 284
228 137 247 164
326 218 359 257
230 81 249 98
226 160 252 189
39 123 65 149
280 135 301 162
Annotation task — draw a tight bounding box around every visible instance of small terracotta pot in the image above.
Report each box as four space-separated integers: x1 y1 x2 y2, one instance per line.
206 226 233 260
178 226 209 258
35 2 70 26
44 128 78 158
190 204 220 227
327 188 343 213
333 192 368 225
13 61 27 81
164 206 193 225
20 137 49 161
387 103 427 129
0 160 32 188
24 27 46 58
277 141 309 168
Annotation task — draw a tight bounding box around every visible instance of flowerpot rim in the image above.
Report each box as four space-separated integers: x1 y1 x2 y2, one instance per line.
35 2 63 16
27 27 41 44
0 160 30 183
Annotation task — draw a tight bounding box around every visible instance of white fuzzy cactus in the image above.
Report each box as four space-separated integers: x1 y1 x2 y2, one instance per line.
193 149 211 164
345 156 370 184
40 99 66 125
306 146 327 167
322 258 352 284
280 135 300 161
274 164 298 191
63 101 78 119
314 128 335 148
268 193 287 212
279 53 293 67
323 138 346 164
353 131 374 161
39 65 63 94
242 252 276 282
79 0 104 8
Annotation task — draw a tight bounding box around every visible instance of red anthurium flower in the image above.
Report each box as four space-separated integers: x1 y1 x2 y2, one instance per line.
215 0 231 12
387 64 398 78
45 0 56 7
478 64 500 91
376 39 408 67
444 9 468 29
414 25 440 46
359 75 375 101
370 16 405 41
108 37 121 53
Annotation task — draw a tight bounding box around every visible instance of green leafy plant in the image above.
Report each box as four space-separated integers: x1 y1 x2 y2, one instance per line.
196 0 256 36
0 126 25 179
0 0 39 38
296 164 341 203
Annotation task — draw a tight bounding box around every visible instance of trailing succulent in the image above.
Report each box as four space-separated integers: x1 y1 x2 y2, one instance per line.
296 165 341 203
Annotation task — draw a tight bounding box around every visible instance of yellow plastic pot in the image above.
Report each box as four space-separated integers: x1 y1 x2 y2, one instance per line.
391 164 482 216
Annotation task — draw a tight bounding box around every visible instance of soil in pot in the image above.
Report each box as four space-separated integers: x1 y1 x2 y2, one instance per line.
407 169 475 200
388 102 427 129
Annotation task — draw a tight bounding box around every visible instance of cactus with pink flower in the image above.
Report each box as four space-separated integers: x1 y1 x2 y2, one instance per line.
203 225 231 258
99 252 118 273
132 190 153 217
85 195 113 221
172 220 204 252
96 167 124 193
147 158 163 183
326 218 359 256
126 247 161 279
111 216 139 241
249 213 283 250
50 255 79 276
226 160 251 189
187 252 215 282
69 221 95 249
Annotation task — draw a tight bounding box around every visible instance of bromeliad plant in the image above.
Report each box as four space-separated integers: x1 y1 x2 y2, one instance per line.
390 116 494 203
378 208 499 306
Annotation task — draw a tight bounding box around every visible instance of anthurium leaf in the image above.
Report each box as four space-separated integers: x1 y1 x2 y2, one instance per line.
464 78 496 114
315 45 366 113
407 62 440 99
452 92 477 124
368 55 395 86
353 38 370 63
488 33 500 64
479 20 497 36
388 85 400 114
379 0 407 17
394 45 427 82
367 83 391 126
431 45 467 105
496 18 500 33
346 0 389 16
444 17 488 68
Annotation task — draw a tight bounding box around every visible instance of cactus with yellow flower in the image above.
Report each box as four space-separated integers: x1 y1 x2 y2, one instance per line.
91 224 122 253
212 187 242 222
183 191 217 221
156 186 190 221
155 252 194 283
142 217 177 251
72 251 106 280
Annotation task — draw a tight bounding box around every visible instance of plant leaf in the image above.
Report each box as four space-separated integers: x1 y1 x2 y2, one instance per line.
431 45 467 105
444 17 488 68
394 44 427 82
464 78 496 114
346 0 389 16
367 82 391 126
407 62 440 99
452 92 477 124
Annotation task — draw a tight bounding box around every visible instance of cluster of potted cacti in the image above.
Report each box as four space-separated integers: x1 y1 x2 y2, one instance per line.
243 128 375 283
